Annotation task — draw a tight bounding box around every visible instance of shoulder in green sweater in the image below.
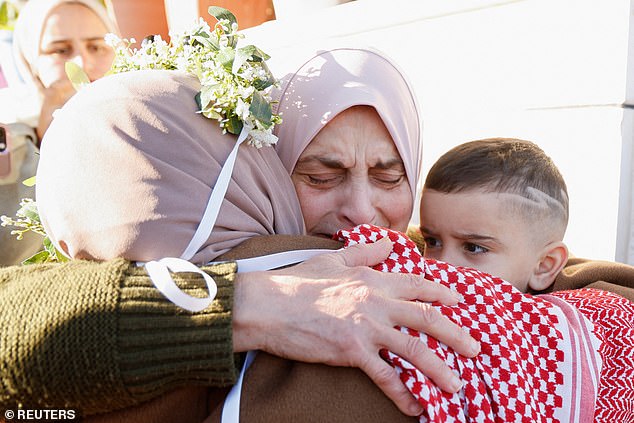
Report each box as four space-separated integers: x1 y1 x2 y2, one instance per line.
0 259 239 416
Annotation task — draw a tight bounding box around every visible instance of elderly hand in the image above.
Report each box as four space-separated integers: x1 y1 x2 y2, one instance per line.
232 237 480 416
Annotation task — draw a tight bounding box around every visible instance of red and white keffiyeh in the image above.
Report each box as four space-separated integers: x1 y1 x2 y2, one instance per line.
335 224 634 423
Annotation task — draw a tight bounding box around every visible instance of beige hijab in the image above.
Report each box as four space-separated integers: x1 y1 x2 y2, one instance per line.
12 0 119 91
272 47 422 200
36 70 305 264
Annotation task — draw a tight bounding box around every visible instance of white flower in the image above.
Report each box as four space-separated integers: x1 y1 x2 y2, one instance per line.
247 129 278 149
104 33 121 48
175 56 189 71
235 98 250 121
237 84 255 99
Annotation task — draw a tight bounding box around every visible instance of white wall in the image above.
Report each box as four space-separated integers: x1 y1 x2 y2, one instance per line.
243 0 633 263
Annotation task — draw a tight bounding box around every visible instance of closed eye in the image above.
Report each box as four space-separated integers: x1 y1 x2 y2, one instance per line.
308 175 342 185
372 174 405 188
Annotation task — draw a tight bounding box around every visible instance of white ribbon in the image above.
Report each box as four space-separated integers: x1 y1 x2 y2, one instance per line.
235 248 339 272
144 257 218 312
180 125 251 261
143 248 336 313
221 350 258 423
145 126 250 313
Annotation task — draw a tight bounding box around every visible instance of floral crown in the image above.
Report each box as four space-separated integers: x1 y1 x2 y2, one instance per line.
105 6 280 148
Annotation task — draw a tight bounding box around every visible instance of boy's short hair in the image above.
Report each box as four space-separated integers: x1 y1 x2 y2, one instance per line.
424 138 569 235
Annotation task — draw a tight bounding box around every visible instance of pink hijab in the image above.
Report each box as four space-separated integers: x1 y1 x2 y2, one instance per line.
36 70 305 263
272 47 422 200
12 0 119 91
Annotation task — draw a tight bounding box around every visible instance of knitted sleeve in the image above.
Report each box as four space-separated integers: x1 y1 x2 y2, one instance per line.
0 258 239 416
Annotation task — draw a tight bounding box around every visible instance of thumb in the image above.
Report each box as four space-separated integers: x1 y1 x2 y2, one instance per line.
335 237 393 268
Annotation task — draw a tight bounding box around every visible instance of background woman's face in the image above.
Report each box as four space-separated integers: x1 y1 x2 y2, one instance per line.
292 106 413 237
36 3 114 88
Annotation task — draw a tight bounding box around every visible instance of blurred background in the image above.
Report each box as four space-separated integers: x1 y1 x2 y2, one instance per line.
1 0 633 266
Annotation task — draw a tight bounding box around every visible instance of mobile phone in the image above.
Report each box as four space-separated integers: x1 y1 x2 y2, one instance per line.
0 124 11 179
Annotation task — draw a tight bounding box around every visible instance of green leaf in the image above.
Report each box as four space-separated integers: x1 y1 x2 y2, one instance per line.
249 91 273 127
201 107 222 120
22 176 36 187
224 114 243 135
198 84 220 110
44 237 65 262
246 45 270 62
0 3 8 28
253 61 275 90
208 6 237 28
195 92 203 111
65 62 91 92
208 6 238 48
233 45 256 74
0 2 18 30
253 78 274 91
191 34 216 50
18 201 40 223
22 250 51 265
55 248 69 262
43 237 55 254
217 48 235 71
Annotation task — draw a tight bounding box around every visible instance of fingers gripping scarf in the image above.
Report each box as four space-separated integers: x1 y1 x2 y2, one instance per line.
36 70 305 265
336 224 634 423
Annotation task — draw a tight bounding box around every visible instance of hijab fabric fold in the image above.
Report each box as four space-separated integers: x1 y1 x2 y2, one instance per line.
36 70 304 264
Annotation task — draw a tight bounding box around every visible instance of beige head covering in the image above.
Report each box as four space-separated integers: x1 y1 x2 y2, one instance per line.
12 0 119 91
36 70 305 263
272 47 422 200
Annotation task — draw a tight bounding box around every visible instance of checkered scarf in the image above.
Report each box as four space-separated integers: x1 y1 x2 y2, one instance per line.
336 224 634 423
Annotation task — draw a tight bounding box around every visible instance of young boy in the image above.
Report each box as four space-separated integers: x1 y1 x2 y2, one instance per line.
418 137 569 293
340 137 631 422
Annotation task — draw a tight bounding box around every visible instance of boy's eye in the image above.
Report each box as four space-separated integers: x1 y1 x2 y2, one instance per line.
464 243 488 254
423 237 441 249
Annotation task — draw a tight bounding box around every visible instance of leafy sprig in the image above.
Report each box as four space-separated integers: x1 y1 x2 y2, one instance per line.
1 198 68 264
0 1 19 31
106 7 281 148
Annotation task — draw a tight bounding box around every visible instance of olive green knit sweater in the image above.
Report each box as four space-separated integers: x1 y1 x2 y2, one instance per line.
0 259 238 416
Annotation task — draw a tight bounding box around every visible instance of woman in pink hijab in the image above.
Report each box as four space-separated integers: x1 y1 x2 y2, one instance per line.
272 47 421 238
37 69 305 263
12 0 118 141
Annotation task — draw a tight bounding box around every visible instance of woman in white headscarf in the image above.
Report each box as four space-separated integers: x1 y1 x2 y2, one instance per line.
12 0 118 142
1 0 117 265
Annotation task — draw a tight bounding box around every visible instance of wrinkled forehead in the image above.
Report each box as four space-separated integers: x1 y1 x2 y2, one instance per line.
272 48 421 196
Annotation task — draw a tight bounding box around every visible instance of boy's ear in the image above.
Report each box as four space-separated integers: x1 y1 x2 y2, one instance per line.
528 241 569 292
